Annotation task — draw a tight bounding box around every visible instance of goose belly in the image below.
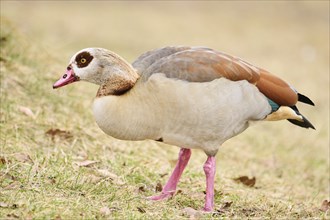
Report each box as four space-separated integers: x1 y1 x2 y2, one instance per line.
92 75 271 154
93 95 162 141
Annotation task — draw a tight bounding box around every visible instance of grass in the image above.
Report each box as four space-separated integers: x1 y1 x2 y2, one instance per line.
1 2 329 219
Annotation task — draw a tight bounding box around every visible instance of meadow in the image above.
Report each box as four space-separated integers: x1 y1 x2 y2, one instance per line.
0 1 329 219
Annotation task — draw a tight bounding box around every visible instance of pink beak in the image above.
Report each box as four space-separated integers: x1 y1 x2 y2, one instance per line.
53 69 79 89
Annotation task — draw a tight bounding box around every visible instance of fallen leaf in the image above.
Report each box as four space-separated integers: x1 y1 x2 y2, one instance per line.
233 176 256 187
75 160 98 167
0 202 8 207
159 173 168 178
114 178 125 185
138 186 146 193
0 156 8 164
100 206 111 216
89 174 103 183
6 213 19 219
320 200 330 212
97 169 118 179
45 128 73 141
155 182 163 192
222 201 233 209
13 153 33 163
175 189 183 196
18 106 35 119
182 207 202 219
47 176 56 185
107 207 120 212
137 207 146 213
95 169 125 185
75 151 88 160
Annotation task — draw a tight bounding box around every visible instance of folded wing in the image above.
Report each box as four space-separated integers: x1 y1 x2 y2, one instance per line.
133 46 299 106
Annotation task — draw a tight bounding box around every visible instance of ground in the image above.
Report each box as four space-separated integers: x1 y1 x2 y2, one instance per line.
0 2 329 219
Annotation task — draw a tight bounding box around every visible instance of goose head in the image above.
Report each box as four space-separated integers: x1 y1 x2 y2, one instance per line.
53 48 139 94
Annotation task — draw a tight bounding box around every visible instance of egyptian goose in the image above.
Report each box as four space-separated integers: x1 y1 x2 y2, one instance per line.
53 46 314 211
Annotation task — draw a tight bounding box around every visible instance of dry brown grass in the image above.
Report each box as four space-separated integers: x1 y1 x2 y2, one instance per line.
1 1 329 219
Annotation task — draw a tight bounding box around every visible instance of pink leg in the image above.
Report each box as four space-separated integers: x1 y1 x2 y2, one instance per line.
149 148 191 200
203 156 216 212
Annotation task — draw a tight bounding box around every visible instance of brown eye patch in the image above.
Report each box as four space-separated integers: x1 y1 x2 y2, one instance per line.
75 51 94 68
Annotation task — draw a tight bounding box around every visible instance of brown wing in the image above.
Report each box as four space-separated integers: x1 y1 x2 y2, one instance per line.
257 69 298 106
132 46 298 106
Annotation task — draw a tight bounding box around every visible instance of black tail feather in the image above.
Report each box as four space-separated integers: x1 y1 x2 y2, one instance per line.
287 105 315 129
298 93 315 106
287 117 315 129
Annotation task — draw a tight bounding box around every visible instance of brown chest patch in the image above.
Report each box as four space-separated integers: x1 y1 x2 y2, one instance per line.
96 77 135 97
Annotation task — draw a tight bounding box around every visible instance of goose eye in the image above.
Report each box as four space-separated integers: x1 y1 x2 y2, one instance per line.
75 51 94 68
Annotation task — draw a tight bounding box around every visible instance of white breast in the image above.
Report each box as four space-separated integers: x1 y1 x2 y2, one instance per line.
92 74 271 155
